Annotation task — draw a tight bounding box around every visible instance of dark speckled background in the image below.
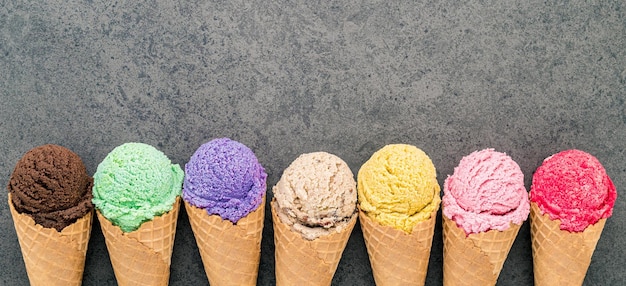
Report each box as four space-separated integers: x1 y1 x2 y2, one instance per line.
1 0 625 285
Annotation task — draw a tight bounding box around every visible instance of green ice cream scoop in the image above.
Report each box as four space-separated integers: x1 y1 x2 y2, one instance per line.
92 142 184 232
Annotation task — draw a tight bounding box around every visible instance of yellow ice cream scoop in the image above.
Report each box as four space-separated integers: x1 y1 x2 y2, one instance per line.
357 144 440 233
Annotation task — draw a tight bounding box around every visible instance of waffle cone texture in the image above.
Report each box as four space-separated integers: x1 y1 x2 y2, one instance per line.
9 194 93 286
530 202 606 286
358 208 438 286
97 197 180 286
271 200 357 286
442 215 521 286
185 195 265 286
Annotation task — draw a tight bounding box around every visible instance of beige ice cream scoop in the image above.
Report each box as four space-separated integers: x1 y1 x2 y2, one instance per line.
272 151 357 240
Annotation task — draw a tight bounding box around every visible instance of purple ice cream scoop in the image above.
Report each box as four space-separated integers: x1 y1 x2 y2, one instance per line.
182 138 267 223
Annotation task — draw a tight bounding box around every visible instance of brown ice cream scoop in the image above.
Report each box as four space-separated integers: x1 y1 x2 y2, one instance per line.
8 144 93 231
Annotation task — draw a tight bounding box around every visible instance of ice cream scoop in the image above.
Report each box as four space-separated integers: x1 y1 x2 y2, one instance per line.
530 149 616 232
183 138 267 223
272 151 357 240
92 142 183 232
358 144 440 233
443 148 529 235
8 144 93 232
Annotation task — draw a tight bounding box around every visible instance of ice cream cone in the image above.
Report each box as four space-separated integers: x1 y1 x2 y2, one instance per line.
8 194 92 286
185 195 265 286
97 197 180 286
272 200 356 286
358 208 437 286
442 215 521 286
530 202 606 286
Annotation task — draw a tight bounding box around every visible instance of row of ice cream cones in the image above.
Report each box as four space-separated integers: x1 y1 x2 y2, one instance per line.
10 193 607 286
8 143 614 286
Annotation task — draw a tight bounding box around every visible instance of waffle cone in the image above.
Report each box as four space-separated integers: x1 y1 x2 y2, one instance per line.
271 200 356 286
358 208 437 286
442 215 521 286
8 194 93 286
97 197 180 286
530 202 605 286
185 195 265 286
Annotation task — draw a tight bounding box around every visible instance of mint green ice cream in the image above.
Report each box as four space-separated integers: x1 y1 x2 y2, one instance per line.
92 142 184 232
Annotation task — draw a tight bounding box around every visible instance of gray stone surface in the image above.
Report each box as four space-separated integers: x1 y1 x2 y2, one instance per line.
1 0 625 285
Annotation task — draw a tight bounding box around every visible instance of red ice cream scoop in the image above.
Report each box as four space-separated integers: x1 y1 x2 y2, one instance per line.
530 149 616 232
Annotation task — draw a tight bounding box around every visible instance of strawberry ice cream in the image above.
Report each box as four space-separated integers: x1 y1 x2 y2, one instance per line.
443 148 529 235
530 149 616 232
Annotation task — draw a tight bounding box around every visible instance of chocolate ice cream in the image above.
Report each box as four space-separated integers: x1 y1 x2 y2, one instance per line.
8 144 93 231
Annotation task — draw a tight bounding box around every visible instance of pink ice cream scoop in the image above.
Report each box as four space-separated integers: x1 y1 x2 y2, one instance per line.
530 149 616 232
443 149 530 235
